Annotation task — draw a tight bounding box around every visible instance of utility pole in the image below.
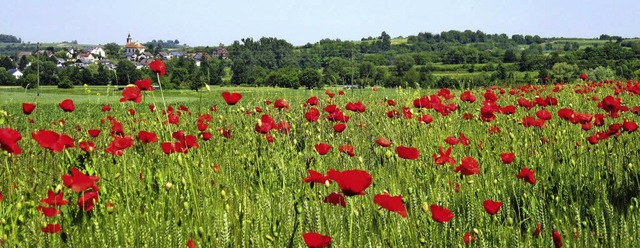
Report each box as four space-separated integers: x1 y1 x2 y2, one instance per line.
37 42 40 96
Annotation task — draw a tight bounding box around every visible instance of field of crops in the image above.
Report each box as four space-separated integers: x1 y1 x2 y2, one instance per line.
1 63 640 247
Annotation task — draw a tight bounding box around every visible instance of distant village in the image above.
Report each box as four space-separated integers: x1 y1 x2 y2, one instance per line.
2 34 228 80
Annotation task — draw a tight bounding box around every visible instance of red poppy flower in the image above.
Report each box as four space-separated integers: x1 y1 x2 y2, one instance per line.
87 129 101 138
622 119 638 132
460 91 476 103
553 230 562 248
345 101 366 113
454 156 481 176
178 105 191 114
432 146 456 165
62 168 100 193
501 105 516 115
42 223 61 233
120 86 142 103
305 107 320 122
374 193 407 217
274 98 289 109
387 110 401 118
323 104 338 113
138 131 158 143
325 90 335 98
459 132 470 146
517 168 537 185
79 141 96 152
444 136 459 146
303 169 331 185
533 223 542 237
302 232 332 248
314 143 331 155
149 59 166 75
37 206 61 217
463 233 475 244
22 103 36 114
483 199 503 215
255 114 276 134
59 99 75 112
333 123 346 133
161 142 187 154
580 73 588 81
102 104 111 112
187 239 196 248
135 78 154 91
338 145 355 157
77 191 99 212
201 131 213 141
32 130 75 153
500 152 515 164
536 109 553 121
104 135 135 155
221 92 242 105
376 137 391 147
327 169 372 196
40 190 69 206
430 204 454 223
218 127 232 139
417 114 433 124
396 146 419 160
306 96 319 106
0 128 22 155
387 99 397 106
326 110 350 122
323 192 346 208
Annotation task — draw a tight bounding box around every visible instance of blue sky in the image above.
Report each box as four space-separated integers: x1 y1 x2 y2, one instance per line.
1 0 638 46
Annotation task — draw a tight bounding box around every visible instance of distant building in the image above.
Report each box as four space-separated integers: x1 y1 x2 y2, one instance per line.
7 68 23 79
123 34 145 59
212 48 228 59
83 47 106 58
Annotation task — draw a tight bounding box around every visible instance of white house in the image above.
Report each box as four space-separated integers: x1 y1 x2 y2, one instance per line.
7 68 23 79
83 47 106 59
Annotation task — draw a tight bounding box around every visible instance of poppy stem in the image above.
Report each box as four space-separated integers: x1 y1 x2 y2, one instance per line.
156 73 168 123
349 201 354 247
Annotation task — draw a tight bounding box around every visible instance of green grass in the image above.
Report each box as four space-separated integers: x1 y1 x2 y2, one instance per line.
1 84 640 247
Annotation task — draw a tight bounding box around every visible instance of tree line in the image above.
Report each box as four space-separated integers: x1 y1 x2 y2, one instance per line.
1 30 640 89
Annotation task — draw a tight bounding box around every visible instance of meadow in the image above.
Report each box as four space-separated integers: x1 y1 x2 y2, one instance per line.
1 74 640 247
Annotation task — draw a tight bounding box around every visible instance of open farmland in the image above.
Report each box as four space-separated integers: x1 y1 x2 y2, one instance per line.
1 75 640 247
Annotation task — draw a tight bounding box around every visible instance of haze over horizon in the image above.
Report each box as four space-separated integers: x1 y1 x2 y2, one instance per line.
1 0 638 46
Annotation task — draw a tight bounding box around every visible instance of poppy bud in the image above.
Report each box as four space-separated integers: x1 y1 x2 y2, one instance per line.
164 182 173 190
473 228 480 235
107 201 115 213
183 202 189 209
324 180 331 187
629 163 634 170
422 202 429 212
221 190 227 199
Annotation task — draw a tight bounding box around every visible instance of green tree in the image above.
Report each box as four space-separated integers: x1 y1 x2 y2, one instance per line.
358 61 374 86
104 42 121 57
550 62 578 83
379 31 391 51
299 68 322 89
19 73 37 89
586 66 616 82
503 50 517 63
18 55 29 70
265 68 300 88
0 56 15 69
95 63 111 85
115 60 139 85
393 54 415 76
0 67 16 85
